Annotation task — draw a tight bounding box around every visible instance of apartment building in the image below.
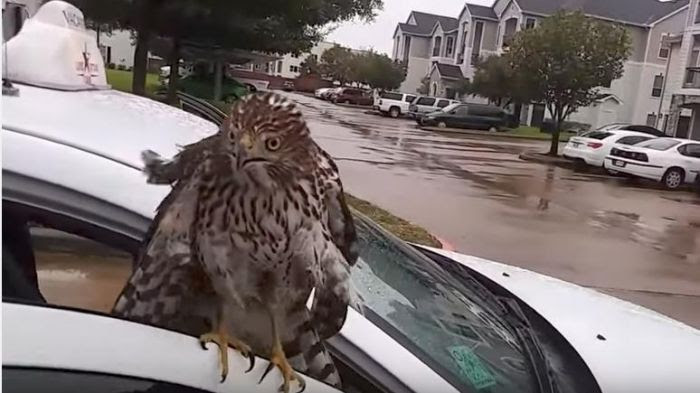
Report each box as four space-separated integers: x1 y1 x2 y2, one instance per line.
392 0 690 130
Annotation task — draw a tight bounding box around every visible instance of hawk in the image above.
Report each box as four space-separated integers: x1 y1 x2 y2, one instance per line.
112 92 358 393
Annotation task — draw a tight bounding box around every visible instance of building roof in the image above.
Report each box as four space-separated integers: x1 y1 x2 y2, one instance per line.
435 63 464 79
467 4 498 20
398 11 458 35
515 0 688 26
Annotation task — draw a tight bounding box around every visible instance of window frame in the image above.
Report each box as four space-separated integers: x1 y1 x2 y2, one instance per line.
524 17 536 29
651 74 664 98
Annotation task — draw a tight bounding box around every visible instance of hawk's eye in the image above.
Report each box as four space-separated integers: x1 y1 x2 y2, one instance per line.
265 137 281 151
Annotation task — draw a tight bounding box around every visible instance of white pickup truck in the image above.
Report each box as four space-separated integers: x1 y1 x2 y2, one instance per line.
373 91 417 118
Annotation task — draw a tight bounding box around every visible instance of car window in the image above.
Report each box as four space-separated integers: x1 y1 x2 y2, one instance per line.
467 105 498 116
616 135 652 145
679 143 700 158
352 218 540 393
441 103 462 113
436 99 450 108
380 92 402 101
3 367 213 393
580 131 612 140
2 203 132 313
637 138 682 150
404 95 416 103
416 97 436 106
455 106 470 116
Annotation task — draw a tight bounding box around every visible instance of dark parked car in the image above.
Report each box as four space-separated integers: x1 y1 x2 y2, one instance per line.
331 88 373 106
419 103 508 132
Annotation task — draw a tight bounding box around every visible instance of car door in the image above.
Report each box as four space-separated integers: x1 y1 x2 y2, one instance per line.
1 171 408 393
678 143 700 183
450 105 471 128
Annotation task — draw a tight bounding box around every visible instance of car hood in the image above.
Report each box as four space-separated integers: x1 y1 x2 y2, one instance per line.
424 247 700 393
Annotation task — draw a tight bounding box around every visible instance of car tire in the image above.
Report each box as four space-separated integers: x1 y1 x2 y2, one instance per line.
389 107 400 118
488 125 499 133
661 167 685 190
437 121 447 128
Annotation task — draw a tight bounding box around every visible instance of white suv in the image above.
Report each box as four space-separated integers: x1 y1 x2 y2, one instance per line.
409 96 461 119
373 91 416 118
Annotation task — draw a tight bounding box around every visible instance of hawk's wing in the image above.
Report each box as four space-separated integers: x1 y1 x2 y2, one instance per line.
310 147 359 340
112 161 218 336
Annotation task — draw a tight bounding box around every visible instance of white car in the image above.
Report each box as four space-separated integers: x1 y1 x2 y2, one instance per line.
373 91 417 118
604 138 700 189
4 3 700 392
563 130 656 167
314 87 332 98
408 96 460 119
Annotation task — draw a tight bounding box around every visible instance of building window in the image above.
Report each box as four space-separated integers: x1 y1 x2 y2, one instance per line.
471 21 484 65
652 74 664 97
458 23 468 64
432 36 442 57
403 35 411 62
695 4 700 24
291 53 299 58
289 65 299 73
445 36 455 57
525 18 536 29
277 61 283 73
311 54 318 61
658 35 670 59
646 113 657 126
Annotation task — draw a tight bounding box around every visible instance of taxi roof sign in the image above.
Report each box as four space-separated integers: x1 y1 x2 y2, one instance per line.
2 0 108 91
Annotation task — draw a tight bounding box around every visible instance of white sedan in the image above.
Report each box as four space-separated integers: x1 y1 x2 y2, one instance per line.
604 138 700 189
3 3 700 392
562 130 655 167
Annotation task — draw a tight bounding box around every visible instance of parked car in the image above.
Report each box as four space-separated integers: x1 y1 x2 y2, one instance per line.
331 88 373 106
418 103 508 132
373 91 416 118
596 123 666 137
320 87 342 101
563 130 656 167
5 5 700 392
604 138 700 189
282 80 295 91
408 96 460 119
314 87 332 98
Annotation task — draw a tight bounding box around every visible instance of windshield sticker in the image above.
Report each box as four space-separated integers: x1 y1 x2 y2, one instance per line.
448 345 497 390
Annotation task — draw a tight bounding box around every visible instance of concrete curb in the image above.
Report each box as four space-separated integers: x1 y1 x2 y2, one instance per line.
519 152 576 168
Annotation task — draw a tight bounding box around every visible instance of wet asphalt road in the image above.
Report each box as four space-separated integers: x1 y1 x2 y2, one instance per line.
288 92 700 328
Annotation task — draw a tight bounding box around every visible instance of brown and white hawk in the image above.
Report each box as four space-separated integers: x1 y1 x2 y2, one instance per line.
112 92 358 393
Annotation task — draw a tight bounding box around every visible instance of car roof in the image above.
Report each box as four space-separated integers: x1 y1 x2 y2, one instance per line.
605 130 655 137
3 83 218 170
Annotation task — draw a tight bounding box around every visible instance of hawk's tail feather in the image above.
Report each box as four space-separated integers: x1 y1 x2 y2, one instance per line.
288 330 342 389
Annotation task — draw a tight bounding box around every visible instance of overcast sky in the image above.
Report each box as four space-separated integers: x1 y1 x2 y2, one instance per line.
326 0 494 55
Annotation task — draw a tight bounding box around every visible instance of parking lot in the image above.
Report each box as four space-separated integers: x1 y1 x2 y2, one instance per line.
292 93 700 328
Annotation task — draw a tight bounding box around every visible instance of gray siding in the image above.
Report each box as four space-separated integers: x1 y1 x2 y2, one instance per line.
646 9 687 65
628 25 649 62
410 36 431 58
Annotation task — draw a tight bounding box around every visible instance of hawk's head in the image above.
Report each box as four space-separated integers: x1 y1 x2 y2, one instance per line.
225 92 314 171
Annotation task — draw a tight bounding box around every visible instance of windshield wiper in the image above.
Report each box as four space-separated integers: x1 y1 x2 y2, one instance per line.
497 297 556 393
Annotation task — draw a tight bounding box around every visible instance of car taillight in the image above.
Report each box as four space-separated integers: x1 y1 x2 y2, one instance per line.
587 142 603 149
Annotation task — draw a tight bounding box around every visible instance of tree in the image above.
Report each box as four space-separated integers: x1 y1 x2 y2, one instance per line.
354 52 405 90
320 45 355 84
300 55 322 75
71 0 383 95
417 76 430 95
506 11 630 155
468 55 529 107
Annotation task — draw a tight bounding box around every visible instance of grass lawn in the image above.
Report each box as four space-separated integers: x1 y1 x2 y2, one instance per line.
345 194 441 248
505 126 576 142
106 69 161 95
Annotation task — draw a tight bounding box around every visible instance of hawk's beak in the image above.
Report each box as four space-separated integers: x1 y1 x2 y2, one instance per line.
239 133 254 151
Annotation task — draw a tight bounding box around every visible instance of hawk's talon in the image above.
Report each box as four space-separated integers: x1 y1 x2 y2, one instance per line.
199 332 253 383
258 345 305 393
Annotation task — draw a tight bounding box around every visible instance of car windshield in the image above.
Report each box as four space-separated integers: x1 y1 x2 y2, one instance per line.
352 217 539 392
441 103 462 113
637 138 682 150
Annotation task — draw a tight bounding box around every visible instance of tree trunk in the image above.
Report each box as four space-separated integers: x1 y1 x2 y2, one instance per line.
213 60 223 101
548 106 564 156
131 25 151 96
167 39 180 105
